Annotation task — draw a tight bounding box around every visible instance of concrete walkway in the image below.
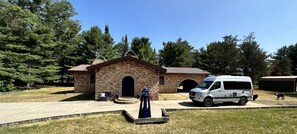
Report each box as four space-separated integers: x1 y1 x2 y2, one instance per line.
0 99 275 125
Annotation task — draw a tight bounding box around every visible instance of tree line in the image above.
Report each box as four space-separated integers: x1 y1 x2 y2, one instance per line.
0 0 296 91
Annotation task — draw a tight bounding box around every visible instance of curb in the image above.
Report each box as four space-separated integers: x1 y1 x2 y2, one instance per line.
0 110 122 127
165 105 297 112
122 108 169 124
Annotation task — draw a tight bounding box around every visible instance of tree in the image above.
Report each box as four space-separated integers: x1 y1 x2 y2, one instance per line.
76 25 117 65
239 33 268 81
201 35 239 74
102 25 117 60
8 0 49 15
44 0 81 83
287 44 297 75
159 38 194 67
270 46 292 76
131 37 157 64
76 26 103 64
0 1 56 87
114 34 129 57
192 47 209 70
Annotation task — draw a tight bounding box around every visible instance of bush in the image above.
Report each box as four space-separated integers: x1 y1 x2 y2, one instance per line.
0 79 16 92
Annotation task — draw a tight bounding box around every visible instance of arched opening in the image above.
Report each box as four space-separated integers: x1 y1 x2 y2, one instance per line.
177 79 198 92
122 76 134 97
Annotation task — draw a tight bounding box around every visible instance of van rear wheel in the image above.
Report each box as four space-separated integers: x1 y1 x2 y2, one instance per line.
203 97 213 107
238 97 248 106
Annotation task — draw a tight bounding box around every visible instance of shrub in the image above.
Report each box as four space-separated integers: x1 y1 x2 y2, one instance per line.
0 79 16 92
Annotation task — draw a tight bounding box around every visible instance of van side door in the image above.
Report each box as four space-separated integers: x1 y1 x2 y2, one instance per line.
209 81 225 102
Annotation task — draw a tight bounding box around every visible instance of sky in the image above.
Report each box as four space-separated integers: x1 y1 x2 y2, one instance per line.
69 0 297 54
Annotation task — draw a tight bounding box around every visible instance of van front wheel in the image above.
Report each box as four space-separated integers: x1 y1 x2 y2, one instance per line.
238 97 248 106
203 97 213 107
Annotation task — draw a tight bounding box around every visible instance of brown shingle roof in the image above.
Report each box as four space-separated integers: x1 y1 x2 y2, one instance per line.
164 67 210 74
68 57 210 75
87 56 167 72
68 64 91 72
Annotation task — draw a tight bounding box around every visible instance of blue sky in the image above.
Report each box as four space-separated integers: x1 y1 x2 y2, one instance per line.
69 0 297 54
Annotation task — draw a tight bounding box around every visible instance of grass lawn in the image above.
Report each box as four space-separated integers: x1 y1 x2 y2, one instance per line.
159 93 188 100
0 86 296 104
0 87 93 102
1 108 297 134
253 89 297 105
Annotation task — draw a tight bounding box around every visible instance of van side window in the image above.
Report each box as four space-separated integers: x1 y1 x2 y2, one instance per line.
223 81 251 90
211 82 221 90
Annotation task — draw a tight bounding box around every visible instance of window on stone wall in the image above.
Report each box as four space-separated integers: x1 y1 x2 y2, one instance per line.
90 74 95 84
159 76 164 85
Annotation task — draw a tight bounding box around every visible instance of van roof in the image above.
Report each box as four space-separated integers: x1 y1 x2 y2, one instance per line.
204 75 251 81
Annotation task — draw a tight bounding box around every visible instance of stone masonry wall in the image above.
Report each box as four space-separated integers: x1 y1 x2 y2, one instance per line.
95 60 160 100
73 73 95 94
159 74 207 93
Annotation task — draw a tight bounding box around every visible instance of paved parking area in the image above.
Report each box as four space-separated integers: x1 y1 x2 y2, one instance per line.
0 99 273 125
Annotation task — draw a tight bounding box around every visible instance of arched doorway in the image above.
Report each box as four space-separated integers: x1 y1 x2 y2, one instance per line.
177 79 198 92
122 76 134 97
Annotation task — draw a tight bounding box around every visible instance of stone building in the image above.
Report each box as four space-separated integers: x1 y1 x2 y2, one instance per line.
69 54 210 100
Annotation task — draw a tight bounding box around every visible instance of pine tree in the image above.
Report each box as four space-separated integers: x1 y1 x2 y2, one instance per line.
0 1 57 87
239 33 268 81
287 44 297 75
131 37 157 64
114 34 129 57
102 25 117 60
44 0 81 83
77 25 117 64
159 38 194 67
271 46 292 76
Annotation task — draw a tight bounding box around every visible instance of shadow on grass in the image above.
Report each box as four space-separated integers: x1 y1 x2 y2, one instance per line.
60 94 94 101
179 101 242 107
51 90 75 94
285 94 297 98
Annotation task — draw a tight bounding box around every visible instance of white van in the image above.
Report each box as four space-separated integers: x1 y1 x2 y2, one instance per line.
189 75 253 107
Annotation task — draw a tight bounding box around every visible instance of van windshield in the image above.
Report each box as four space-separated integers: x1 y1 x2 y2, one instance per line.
197 81 213 89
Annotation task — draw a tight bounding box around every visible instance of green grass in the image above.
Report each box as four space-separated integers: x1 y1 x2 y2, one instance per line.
1 108 297 134
159 93 188 100
253 89 297 105
0 87 93 102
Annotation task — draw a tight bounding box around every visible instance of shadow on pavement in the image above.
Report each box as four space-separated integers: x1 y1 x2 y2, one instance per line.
60 94 94 101
178 101 242 107
178 102 198 107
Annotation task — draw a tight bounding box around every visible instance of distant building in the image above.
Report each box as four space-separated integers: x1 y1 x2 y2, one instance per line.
68 53 210 100
259 76 297 92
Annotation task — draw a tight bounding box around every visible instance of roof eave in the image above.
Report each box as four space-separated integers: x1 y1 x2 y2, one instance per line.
87 56 166 73
165 72 210 75
68 70 90 73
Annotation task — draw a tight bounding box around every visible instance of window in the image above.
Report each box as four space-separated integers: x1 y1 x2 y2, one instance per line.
210 82 221 90
223 81 251 90
90 74 95 84
197 81 213 89
159 76 164 85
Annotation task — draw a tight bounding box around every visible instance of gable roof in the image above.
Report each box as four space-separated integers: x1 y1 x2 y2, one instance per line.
87 55 167 72
68 56 210 75
68 64 91 72
164 67 210 74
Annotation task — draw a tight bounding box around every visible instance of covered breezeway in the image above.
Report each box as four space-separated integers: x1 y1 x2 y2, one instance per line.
177 79 199 92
